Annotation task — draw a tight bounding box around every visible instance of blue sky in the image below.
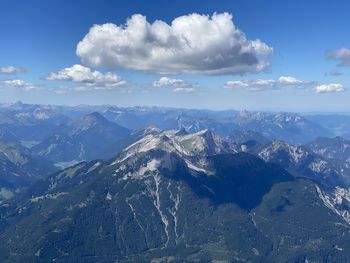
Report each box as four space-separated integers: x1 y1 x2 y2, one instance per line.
0 0 350 112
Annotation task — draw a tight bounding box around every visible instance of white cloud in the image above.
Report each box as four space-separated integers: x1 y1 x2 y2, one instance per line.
313 83 345 94
278 76 304 85
76 13 273 75
152 77 196 93
224 76 308 91
46 64 126 89
0 66 24 74
326 48 350 67
225 76 345 94
153 77 183 88
1 79 35 91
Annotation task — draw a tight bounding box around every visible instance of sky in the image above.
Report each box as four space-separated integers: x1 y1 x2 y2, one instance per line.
0 0 350 112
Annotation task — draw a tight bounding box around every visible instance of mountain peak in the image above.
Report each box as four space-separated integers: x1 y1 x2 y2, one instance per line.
83 112 108 123
11 100 25 110
237 109 251 119
13 100 24 106
117 129 237 167
68 112 113 132
135 125 162 136
118 133 176 163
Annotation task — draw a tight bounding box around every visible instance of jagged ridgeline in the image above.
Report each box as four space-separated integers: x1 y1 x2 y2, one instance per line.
0 103 350 262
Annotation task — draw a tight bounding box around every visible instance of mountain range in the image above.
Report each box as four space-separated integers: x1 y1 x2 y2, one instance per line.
1 128 350 262
31 112 130 168
0 102 350 262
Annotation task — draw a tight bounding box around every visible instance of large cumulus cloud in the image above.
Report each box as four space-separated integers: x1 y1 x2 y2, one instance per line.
76 13 273 75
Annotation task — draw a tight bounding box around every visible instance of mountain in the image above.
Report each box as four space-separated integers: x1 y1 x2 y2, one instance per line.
257 140 349 188
173 129 237 156
306 136 350 165
31 112 130 167
0 102 69 142
101 106 238 132
94 125 163 160
1 131 350 262
232 111 332 144
226 129 270 153
96 126 237 163
0 103 333 145
0 141 56 202
306 114 350 139
316 186 350 224
100 107 331 144
226 129 270 145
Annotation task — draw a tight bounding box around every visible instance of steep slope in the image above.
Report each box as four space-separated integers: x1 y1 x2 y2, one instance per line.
0 141 56 202
31 112 130 167
174 129 237 156
1 132 350 262
95 125 162 160
257 141 349 188
316 186 350 224
306 136 350 166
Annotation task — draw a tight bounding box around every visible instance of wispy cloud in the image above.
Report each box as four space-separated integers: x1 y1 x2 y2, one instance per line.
0 66 25 74
46 64 126 90
1 79 35 91
225 76 345 94
77 13 273 75
152 77 196 93
224 76 309 92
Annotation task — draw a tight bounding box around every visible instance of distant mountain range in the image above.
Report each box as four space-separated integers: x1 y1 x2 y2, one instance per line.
101 107 333 144
1 102 350 262
31 112 130 167
0 101 346 145
0 101 69 142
